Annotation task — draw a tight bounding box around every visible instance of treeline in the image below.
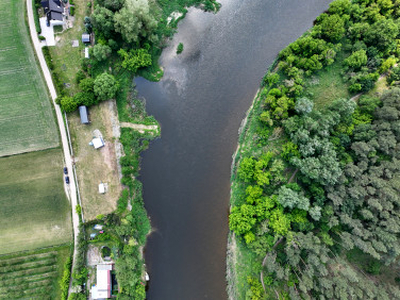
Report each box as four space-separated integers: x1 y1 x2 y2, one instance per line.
229 0 400 298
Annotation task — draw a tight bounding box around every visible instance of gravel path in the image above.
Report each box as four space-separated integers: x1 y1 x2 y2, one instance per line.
26 0 80 295
120 122 158 131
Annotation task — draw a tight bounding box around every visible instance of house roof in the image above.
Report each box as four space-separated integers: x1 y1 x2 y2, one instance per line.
92 264 112 299
82 34 90 43
42 0 63 13
79 106 89 124
48 11 63 21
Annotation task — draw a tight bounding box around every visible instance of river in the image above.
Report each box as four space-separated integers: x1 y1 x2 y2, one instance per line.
135 0 331 298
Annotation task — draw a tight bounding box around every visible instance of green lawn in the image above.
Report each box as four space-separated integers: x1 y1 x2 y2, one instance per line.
0 246 71 299
0 0 59 157
304 52 350 108
0 149 72 255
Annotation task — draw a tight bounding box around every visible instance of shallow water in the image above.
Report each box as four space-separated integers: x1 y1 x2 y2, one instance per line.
136 0 331 298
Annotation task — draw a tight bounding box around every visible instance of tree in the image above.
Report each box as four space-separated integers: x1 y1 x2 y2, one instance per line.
92 44 112 61
114 0 158 44
79 77 95 93
60 96 78 112
277 186 310 211
295 97 314 114
364 18 398 52
94 73 119 101
317 13 346 42
118 48 152 72
92 6 115 38
344 49 367 70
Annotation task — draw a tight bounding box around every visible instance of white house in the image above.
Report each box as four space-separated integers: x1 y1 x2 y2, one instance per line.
91 264 113 299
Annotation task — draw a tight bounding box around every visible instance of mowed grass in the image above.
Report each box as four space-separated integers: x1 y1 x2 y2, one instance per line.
0 149 72 255
0 246 71 299
0 0 59 157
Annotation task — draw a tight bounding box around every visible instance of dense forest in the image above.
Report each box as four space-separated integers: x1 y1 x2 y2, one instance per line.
229 0 400 299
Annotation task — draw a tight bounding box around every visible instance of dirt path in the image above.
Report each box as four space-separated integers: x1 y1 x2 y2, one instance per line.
120 122 158 131
26 1 80 295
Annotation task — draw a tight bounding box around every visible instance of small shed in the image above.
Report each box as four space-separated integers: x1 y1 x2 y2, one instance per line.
92 137 105 149
93 224 103 230
85 47 89 58
79 106 89 124
99 183 105 194
82 33 90 43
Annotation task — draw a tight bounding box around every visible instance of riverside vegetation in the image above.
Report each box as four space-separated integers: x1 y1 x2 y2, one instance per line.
228 0 400 299
39 0 219 299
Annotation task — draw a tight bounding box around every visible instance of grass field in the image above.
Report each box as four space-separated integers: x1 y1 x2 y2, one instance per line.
0 0 60 157
0 246 71 299
0 149 72 255
304 52 350 108
69 100 122 220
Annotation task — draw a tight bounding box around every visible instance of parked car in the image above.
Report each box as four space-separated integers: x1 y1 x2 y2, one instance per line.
63 167 68 175
65 176 70 184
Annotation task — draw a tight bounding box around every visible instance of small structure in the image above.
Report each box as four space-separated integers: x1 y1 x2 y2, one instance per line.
79 106 89 124
91 137 105 149
91 264 113 299
89 233 97 239
41 0 64 26
93 224 103 230
99 183 105 194
71 40 79 47
82 33 90 44
85 47 90 58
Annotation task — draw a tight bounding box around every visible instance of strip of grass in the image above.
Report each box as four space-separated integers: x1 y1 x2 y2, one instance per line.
0 149 72 255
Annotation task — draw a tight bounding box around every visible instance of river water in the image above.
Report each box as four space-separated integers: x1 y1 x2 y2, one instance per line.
135 0 331 298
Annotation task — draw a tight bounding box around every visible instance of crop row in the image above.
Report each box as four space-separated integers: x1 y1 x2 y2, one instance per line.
0 278 52 297
0 258 56 275
0 252 56 268
0 266 57 284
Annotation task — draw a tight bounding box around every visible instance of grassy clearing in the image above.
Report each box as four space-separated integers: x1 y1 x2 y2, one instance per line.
0 149 72 255
69 100 122 220
0 0 59 157
304 52 350 108
0 246 71 299
49 0 89 95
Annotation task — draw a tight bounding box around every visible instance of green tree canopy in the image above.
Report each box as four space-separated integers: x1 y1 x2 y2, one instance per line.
114 0 158 44
94 73 119 101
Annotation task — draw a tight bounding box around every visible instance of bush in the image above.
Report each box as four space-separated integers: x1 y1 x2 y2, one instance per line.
101 247 111 257
70 6 75 16
39 35 46 41
42 46 54 70
176 43 184 54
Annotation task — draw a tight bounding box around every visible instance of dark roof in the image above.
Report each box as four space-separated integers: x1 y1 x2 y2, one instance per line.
82 34 90 43
48 11 63 21
42 0 63 22
79 106 89 124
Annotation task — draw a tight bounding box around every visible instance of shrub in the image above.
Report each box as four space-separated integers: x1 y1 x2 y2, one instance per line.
39 35 46 41
176 43 184 54
70 6 75 16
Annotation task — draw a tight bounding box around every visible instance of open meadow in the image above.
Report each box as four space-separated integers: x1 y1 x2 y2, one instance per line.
0 246 70 299
0 0 59 157
0 149 72 255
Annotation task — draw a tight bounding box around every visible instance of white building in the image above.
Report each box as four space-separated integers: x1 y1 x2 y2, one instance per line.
91 264 113 299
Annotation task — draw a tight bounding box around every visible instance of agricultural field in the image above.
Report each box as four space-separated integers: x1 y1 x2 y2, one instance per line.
0 246 70 299
0 0 59 157
0 149 72 255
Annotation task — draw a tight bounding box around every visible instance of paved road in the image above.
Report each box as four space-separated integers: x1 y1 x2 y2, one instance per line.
26 0 80 288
